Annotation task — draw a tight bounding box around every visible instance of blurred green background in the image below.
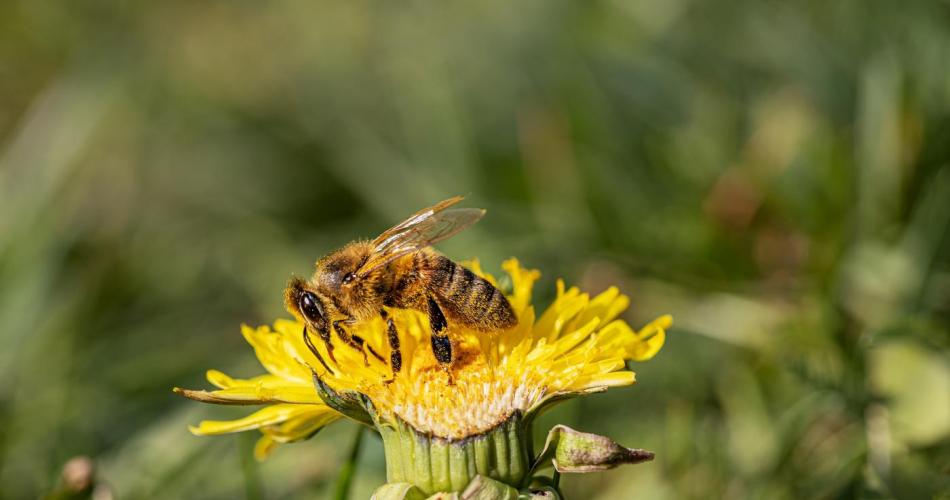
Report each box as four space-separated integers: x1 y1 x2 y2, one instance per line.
2 1 949 498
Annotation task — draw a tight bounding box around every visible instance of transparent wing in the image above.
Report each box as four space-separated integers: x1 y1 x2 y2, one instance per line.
355 196 485 277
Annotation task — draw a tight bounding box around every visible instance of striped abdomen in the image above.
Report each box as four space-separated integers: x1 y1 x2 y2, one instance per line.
425 254 517 331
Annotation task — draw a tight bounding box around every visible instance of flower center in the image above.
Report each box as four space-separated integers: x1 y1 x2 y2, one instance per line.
364 345 547 440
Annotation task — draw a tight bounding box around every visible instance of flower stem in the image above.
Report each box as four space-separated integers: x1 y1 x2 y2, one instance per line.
552 469 561 489
333 424 365 500
238 433 263 500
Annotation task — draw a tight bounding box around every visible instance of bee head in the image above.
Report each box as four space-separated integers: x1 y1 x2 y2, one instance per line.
315 243 371 292
285 277 329 334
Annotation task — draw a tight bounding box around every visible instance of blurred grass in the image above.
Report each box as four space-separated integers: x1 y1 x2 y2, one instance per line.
1 0 949 498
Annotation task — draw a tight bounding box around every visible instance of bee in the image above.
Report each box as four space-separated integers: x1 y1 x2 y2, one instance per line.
284 196 517 379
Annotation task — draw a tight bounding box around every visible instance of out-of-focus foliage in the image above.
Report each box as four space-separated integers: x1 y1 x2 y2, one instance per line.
1 0 948 498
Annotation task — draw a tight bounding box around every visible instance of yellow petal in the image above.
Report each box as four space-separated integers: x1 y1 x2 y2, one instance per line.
207 370 301 391
252 406 343 460
576 370 637 390
254 435 277 460
565 287 630 333
260 408 340 443
213 386 322 404
593 320 635 348
626 315 671 361
188 403 336 435
241 324 310 384
503 258 541 314
535 283 588 342
548 318 601 359
206 369 236 389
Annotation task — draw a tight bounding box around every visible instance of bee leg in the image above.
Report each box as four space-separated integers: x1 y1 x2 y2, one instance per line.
333 319 385 366
313 322 338 365
302 325 335 374
427 296 455 385
380 310 402 383
426 297 452 363
332 319 367 365
352 317 386 364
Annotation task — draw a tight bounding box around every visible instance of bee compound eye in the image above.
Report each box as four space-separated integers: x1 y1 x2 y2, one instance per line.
342 272 355 285
299 291 324 323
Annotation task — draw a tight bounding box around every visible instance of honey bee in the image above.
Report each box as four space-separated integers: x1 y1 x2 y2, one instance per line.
285 196 517 378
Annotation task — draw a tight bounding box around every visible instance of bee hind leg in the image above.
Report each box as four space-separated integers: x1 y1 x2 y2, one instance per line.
380 309 402 384
427 296 455 385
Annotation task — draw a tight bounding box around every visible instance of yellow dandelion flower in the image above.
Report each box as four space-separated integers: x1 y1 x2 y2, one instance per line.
177 258 670 496
172 324 343 459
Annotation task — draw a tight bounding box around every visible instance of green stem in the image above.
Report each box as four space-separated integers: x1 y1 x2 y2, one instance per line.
551 469 560 489
238 433 263 500
333 425 365 500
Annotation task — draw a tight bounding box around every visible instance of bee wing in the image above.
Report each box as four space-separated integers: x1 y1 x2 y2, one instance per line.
355 196 485 277
372 195 468 241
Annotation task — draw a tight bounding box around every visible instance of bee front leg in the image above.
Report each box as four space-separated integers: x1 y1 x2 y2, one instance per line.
427 296 455 384
302 325 335 373
333 319 385 365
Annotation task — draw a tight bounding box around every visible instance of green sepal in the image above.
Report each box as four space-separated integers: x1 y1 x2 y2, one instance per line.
372 477 561 500
460 475 519 500
376 412 530 496
532 425 653 473
374 476 556 500
311 371 373 426
371 482 427 500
